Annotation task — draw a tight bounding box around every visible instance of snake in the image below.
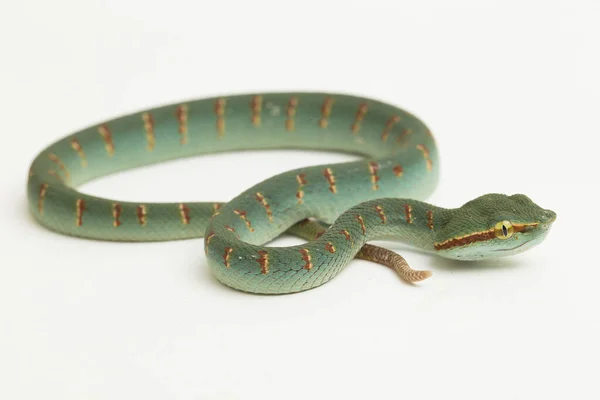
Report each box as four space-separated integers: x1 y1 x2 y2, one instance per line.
26 92 557 294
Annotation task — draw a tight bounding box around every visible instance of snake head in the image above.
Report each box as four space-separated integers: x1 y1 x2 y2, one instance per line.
434 194 556 260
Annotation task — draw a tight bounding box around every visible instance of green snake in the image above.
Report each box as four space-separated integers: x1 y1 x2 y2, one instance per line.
27 92 556 294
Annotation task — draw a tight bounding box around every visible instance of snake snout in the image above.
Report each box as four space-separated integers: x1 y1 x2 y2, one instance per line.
540 209 557 225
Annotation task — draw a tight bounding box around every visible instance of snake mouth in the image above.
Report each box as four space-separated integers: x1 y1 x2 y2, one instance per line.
492 230 548 252
492 241 531 252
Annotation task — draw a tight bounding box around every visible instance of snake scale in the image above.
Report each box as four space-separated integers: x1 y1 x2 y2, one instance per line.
27 93 556 294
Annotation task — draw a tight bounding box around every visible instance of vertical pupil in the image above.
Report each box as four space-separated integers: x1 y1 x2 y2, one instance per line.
502 225 508 236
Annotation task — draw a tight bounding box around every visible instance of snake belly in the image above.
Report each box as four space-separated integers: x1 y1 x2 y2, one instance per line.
27 93 439 293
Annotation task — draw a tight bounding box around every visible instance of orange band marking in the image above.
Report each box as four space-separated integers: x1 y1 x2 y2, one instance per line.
512 222 539 233
300 248 313 270
98 124 115 156
355 215 366 235
176 104 188 144
427 210 434 230
351 103 368 134
367 161 380 191
75 199 85 227
70 139 87 167
375 205 387 224
340 229 351 241
142 112 155 151
286 96 298 132
319 97 334 128
38 183 48 215
251 95 262 127
48 153 70 183
223 247 233 268
404 204 413 224
234 209 254 232
396 128 413 145
514 222 539 230
416 144 433 172
112 203 122 227
205 231 215 255
323 168 337 194
381 116 401 142
212 203 222 216
215 98 226 137
393 164 404 177
434 223 539 251
296 173 308 204
47 170 63 183
416 143 430 157
179 203 191 225
434 229 495 251
257 250 269 274
255 192 274 222
225 225 236 235
324 242 336 253
137 205 148 226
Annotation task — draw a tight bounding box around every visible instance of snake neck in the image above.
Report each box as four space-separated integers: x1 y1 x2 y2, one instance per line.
329 198 448 252
204 198 450 293
207 197 448 254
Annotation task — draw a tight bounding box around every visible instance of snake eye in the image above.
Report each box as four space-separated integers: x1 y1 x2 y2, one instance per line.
494 221 514 239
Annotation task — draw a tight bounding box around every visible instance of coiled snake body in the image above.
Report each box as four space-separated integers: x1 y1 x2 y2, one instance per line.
27 93 556 294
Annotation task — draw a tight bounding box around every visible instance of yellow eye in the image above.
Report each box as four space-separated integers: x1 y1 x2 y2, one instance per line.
494 221 514 239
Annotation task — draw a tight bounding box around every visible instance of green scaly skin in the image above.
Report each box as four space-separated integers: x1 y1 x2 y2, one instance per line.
26 93 556 294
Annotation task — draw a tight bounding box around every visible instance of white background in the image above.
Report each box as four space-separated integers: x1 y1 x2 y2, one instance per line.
1 1 598 399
